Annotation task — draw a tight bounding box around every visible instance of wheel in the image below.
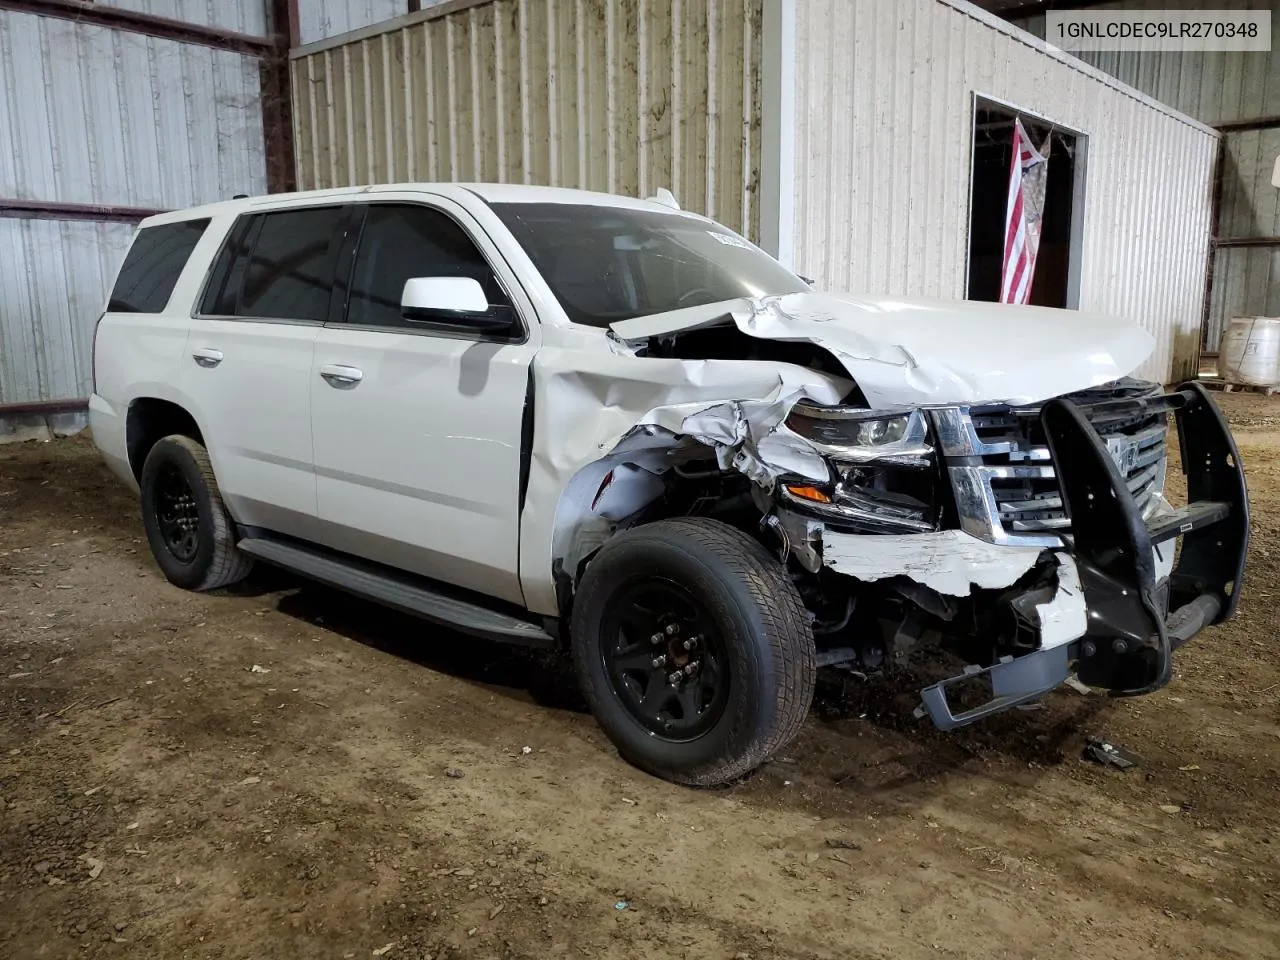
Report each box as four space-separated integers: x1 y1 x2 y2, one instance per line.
139 434 253 591
571 517 815 786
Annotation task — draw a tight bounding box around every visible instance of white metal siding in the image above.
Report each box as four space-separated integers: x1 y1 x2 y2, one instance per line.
291 0 764 238
297 0 410 45
0 12 267 207
0 8 268 404
99 0 271 37
1009 0 1280 125
792 0 1220 384
0 220 135 405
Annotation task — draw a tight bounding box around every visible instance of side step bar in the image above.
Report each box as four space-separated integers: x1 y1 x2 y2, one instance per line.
237 535 555 648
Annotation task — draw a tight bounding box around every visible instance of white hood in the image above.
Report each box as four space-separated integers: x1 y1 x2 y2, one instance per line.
609 292 1156 407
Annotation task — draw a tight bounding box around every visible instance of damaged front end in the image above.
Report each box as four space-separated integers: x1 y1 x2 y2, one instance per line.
764 379 1249 729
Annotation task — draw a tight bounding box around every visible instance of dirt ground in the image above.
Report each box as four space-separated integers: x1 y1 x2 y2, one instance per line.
1 392 1278 960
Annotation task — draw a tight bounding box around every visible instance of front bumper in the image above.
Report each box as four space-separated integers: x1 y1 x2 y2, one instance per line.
918 382 1249 730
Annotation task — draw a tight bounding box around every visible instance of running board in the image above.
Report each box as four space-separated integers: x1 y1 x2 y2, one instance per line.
237 536 555 647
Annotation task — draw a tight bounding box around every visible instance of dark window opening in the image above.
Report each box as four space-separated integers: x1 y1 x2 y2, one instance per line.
967 100 1083 309
200 206 347 321
108 218 210 313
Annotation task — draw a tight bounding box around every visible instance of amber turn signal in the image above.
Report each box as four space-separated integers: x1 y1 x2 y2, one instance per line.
784 485 832 503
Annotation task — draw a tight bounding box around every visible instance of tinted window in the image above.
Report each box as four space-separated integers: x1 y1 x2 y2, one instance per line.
346 204 511 329
108 218 210 313
201 207 346 321
491 203 808 328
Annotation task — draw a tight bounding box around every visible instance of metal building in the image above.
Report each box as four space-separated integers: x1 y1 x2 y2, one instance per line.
1003 0 1279 357
0 0 431 434
290 0 1218 383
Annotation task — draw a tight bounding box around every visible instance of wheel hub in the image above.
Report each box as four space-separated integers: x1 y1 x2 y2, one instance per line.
601 577 729 742
154 464 201 563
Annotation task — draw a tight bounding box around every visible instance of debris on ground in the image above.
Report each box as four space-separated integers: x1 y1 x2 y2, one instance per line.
239 776 262 785
1082 737 1139 770
614 900 629 910
79 855 105 880
825 838 863 850
371 943 396 956
1159 804 1182 815
1064 676 1093 695
445 767 465 779
249 664 270 674
521 745 532 755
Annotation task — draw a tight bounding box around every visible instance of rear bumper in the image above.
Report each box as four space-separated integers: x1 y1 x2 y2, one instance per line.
88 394 136 492
919 382 1249 729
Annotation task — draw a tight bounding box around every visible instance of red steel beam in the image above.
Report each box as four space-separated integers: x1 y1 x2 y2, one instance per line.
0 398 90 417
0 199 164 223
0 0 274 55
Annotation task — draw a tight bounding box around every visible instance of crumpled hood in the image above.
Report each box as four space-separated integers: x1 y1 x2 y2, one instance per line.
609 292 1156 407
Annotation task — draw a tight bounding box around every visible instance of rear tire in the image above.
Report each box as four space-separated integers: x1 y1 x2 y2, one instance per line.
140 434 253 591
571 518 815 786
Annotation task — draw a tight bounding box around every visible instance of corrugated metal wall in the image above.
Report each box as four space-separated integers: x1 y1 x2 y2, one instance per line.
290 0 764 239
298 0 415 45
0 220 136 404
98 0 271 37
792 0 1220 384
1007 0 1280 352
1009 0 1279 125
0 8 268 405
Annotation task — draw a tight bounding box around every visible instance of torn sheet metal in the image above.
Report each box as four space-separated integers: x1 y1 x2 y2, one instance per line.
518 348 850 614
820 529 1043 596
1035 552 1088 650
609 292 1154 408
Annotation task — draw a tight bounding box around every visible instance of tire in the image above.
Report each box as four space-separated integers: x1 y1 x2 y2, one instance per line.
139 434 253 591
571 517 815 786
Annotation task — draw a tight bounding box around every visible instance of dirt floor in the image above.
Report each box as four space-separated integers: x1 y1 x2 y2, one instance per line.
1 392 1278 960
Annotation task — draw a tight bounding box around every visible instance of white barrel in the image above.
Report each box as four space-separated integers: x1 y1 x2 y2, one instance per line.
1219 316 1280 387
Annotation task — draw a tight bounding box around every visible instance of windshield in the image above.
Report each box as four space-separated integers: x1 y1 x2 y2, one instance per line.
491 202 810 328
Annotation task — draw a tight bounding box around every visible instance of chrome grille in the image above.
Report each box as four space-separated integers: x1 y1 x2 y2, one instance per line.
933 379 1170 547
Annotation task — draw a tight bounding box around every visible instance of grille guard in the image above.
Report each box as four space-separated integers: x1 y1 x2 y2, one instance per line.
1041 381 1249 695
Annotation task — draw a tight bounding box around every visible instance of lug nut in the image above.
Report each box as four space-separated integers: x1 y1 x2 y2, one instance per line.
651 655 667 669
665 624 680 636
682 638 697 650
650 633 663 645
668 671 682 685
1081 640 1096 657
1112 638 1129 654
683 662 698 676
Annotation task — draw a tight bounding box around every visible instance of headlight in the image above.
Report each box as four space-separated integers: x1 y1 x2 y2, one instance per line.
779 403 938 533
785 404 932 463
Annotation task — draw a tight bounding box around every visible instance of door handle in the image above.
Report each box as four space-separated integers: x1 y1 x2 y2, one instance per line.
192 348 223 368
319 364 363 388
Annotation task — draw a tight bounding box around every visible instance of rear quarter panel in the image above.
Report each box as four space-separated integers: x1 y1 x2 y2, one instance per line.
91 213 237 482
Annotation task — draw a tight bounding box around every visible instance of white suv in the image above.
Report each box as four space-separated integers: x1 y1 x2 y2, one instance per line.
91 183 1249 786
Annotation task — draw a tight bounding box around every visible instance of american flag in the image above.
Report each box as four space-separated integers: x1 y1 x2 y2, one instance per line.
1000 119 1049 305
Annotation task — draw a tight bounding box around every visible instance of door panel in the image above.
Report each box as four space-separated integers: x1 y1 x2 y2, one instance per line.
182 204 350 539
310 200 535 604
182 318 320 539
311 329 533 602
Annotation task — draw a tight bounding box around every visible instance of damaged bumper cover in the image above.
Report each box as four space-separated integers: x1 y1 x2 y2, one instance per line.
916 382 1249 730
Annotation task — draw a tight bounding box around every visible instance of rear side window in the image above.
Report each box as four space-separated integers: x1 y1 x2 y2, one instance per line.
200 206 346 321
108 218 210 313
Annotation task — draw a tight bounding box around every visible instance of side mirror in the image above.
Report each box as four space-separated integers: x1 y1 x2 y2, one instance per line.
400 277 510 331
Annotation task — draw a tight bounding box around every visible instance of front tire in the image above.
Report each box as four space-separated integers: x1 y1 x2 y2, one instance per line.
571 518 815 786
139 435 253 591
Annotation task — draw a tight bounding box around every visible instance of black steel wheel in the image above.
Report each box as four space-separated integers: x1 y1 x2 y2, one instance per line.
139 434 253 591
572 518 816 787
153 462 201 563
600 577 731 742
